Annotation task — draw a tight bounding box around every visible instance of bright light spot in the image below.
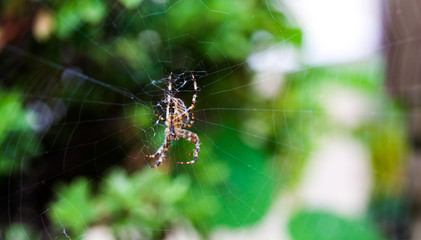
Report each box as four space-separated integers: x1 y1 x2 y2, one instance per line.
299 136 372 218
248 46 298 73
285 0 381 64
84 226 115 240
322 86 374 128
250 30 275 52
26 101 54 132
165 222 201 240
210 198 293 240
251 71 284 99
248 46 298 98
33 9 55 42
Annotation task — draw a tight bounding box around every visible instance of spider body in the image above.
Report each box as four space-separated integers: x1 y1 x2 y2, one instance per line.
146 74 200 168
166 98 188 139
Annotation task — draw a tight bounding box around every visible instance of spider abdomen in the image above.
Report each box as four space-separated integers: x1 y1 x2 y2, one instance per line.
173 98 189 124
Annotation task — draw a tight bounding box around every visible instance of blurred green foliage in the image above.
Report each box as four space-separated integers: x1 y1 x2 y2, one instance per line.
43 0 301 79
277 65 408 194
289 210 384 240
49 168 218 238
53 0 107 38
0 89 38 174
278 65 408 239
209 130 278 227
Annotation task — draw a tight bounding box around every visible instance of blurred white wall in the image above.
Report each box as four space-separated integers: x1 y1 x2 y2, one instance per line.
285 0 381 64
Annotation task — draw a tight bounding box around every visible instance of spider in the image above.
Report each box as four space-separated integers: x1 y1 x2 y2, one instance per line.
146 74 200 168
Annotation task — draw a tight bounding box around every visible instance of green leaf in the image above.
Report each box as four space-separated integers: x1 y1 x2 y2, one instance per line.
289 210 384 240
210 130 278 227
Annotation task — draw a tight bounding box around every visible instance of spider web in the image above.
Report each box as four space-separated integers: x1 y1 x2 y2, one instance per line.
0 0 410 239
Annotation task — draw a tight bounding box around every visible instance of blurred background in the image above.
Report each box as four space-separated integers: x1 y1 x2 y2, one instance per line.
0 0 416 239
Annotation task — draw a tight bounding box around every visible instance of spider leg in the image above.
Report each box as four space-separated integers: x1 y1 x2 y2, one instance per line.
177 129 200 165
146 139 171 168
166 74 175 124
155 113 165 121
145 144 164 158
168 74 172 91
183 112 194 128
